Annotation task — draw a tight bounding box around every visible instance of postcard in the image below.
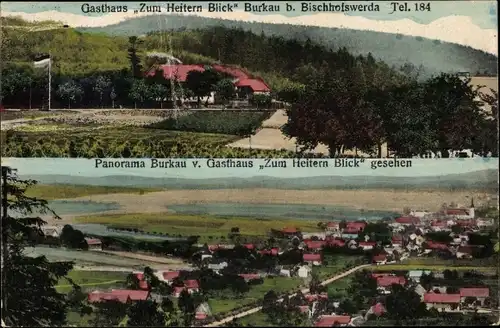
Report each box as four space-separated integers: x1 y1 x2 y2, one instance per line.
0 1 498 159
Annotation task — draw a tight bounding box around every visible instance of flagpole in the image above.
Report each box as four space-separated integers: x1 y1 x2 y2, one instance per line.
48 54 51 111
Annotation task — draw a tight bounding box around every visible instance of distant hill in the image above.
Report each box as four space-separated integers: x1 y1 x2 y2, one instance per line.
22 169 498 191
79 15 498 78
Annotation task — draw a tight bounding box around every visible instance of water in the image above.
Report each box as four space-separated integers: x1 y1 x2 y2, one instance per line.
167 203 398 221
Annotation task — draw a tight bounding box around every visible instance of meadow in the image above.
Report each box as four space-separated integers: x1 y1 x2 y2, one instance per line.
370 258 497 273
56 270 128 293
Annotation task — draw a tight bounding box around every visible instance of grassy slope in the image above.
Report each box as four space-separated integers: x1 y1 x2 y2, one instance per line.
56 270 128 293
26 184 163 200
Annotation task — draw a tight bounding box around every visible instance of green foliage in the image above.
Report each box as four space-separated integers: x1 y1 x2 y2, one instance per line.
216 79 236 103
56 80 84 109
2 166 77 326
60 224 88 249
147 111 272 136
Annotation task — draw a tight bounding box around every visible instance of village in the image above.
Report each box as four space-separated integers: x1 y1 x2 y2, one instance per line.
41 198 497 327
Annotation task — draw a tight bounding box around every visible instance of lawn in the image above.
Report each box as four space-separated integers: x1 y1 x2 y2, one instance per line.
370 257 497 273
326 276 352 299
56 270 129 293
0 110 67 121
314 255 363 280
74 212 324 240
25 184 162 200
208 277 303 314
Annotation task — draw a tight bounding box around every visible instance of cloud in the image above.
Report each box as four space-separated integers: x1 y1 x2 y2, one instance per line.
3 9 497 55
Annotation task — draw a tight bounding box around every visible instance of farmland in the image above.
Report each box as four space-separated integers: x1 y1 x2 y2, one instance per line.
25 184 162 200
370 258 497 273
56 270 128 293
1 110 300 158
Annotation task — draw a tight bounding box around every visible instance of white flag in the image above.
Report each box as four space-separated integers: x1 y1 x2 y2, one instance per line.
33 56 51 68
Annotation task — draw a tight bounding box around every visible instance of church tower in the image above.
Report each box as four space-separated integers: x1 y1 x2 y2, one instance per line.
469 197 475 219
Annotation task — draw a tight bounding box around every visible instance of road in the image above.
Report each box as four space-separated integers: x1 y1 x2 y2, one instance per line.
203 264 371 327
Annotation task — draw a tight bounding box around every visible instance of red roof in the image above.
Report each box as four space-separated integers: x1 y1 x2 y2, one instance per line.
305 293 329 302
243 243 255 250
259 248 279 256
85 238 102 245
235 78 271 92
303 253 322 262
373 254 387 262
457 219 476 226
195 313 208 320
371 273 393 278
134 272 144 281
426 241 449 250
395 217 420 224
173 286 185 296
212 64 249 80
346 221 366 230
431 220 448 227
184 280 199 289
299 305 310 313
359 241 376 247
342 228 361 234
109 289 149 301
151 64 205 82
327 222 340 228
376 276 406 287
392 235 403 242
282 227 298 234
446 209 469 216
305 240 327 249
423 293 460 304
138 280 150 290
460 288 489 297
162 271 180 281
88 292 130 303
238 273 261 281
315 315 351 327
327 239 346 247
370 302 386 316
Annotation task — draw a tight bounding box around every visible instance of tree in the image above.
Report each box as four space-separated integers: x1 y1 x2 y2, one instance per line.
215 79 236 105
177 289 196 326
60 224 87 249
129 79 150 109
110 87 117 108
128 36 143 79
90 300 128 327
186 69 220 107
2 166 76 326
126 273 140 290
385 285 429 322
93 75 112 108
127 300 165 327
56 79 83 109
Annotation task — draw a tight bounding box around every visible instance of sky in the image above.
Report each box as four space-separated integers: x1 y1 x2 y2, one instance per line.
3 158 498 179
2 1 497 54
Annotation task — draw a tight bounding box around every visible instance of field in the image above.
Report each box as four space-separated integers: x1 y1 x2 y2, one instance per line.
0 110 71 121
314 255 364 280
56 270 128 293
25 184 162 200
370 258 497 273
208 277 303 314
74 212 323 241
1 110 298 158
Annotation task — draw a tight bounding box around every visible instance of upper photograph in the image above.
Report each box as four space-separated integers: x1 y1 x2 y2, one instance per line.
0 1 498 159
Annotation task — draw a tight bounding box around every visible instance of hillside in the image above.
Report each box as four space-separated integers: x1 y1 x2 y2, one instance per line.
78 15 498 78
22 169 499 191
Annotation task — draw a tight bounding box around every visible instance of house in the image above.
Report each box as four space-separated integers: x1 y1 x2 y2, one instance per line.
133 272 150 290
425 241 449 252
423 293 461 312
195 302 212 320
408 270 432 282
391 235 403 248
372 254 387 265
456 246 474 259
41 225 62 238
305 240 327 251
358 241 376 251
365 302 386 319
259 248 279 256
238 273 261 282
88 291 130 304
341 233 359 240
315 315 351 327
282 227 301 237
243 243 255 250
395 217 421 225
297 265 312 278
326 222 340 231
162 271 180 283
173 280 200 297
376 276 406 294
445 208 474 219
460 288 489 306
207 260 228 271
84 237 103 251
303 253 322 266
345 221 366 232
110 289 150 301
327 238 346 247
302 232 327 240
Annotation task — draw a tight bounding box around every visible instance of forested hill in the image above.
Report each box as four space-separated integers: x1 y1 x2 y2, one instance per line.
78 15 498 78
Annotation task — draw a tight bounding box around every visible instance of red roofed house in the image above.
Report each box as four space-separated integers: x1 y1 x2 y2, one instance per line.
327 238 346 247
259 248 279 256
88 291 130 304
376 276 406 293
365 302 386 319
395 217 420 225
212 64 249 80
173 280 200 297
162 271 180 283
391 235 403 248
109 289 150 301
305 240 327 250
132 272 150 290
235 78 271 95
373 254 387 265
326 222 340 231
85 237 103 251
460 288 489 306
195 302 211 321
315 315 351 327
305 293 329 303
281 227 301 237
148 64 204 82
425 241 449 251
423 293 461 312
303 253 322 265
345 221 366 232
243 243 255 250
358 241 376 251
